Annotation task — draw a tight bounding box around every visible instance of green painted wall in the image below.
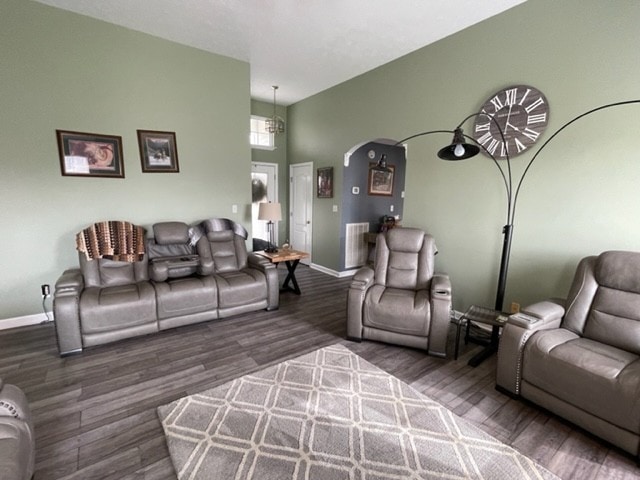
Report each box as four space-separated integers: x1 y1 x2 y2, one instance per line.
250 100 288 243
288 0 640 311
1 0 250 320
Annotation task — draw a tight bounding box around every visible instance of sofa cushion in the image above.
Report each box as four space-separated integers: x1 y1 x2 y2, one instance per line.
153 222 190 245
363 285 430 336
374 229 436 290
584 287 640 355
207 230 242 272
154 275 217 319
523 329 640 434
81 256 149 287
80 282 157 333
595 250 640 293
215 269 266 308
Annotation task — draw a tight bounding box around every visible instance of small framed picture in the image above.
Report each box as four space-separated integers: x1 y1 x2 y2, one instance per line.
368 163 395 196
317 167 333 198
56 130 124 178
137 130 179 173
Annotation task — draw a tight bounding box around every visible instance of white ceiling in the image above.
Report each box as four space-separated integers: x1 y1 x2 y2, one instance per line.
34 0 526 106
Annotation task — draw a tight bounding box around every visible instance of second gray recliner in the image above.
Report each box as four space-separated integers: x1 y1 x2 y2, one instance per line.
347 228 452 357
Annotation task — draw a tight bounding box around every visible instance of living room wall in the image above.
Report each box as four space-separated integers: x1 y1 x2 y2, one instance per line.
0 0 251 321
288 0 640 311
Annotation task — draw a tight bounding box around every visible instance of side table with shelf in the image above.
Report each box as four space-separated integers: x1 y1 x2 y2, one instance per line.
454 305 509 366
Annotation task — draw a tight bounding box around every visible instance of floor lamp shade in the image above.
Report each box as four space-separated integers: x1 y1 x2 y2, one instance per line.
258 202 282 252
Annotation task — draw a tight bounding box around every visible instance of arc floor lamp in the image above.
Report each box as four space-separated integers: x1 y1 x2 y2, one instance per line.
373 99 640 365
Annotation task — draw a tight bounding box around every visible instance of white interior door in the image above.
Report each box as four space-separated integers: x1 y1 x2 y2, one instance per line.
289 162 313 264
251 162 278 244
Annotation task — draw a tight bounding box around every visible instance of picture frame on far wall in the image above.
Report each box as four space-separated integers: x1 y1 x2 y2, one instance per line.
137 130 180 173
56 130 124 178
368 163 395 196
317 167 333 198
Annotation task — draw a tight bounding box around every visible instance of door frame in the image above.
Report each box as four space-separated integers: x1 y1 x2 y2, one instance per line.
289 162 313 265
251 162 279 245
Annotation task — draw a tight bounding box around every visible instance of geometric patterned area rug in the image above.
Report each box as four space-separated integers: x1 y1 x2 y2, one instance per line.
158 344 558 480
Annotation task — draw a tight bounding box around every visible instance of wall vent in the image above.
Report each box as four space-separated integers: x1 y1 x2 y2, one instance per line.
345 222 369 268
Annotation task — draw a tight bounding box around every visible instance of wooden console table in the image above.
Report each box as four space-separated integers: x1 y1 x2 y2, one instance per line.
256 249 310 295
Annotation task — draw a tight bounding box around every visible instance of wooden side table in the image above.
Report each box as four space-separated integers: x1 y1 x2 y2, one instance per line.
256 249 310 294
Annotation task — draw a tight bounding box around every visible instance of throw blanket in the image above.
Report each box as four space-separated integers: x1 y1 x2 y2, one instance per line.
76 221 146 262
189 218 248 246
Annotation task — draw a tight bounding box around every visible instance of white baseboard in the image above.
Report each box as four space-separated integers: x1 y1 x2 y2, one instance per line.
310 263 358 278
0 312 53 330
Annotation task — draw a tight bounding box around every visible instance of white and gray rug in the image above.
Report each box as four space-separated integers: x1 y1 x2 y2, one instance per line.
158 344 558 479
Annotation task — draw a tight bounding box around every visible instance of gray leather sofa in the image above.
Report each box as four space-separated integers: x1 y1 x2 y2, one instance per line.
347 228 452 357
54 219 278 356
496 250 640 458
0 379 35 480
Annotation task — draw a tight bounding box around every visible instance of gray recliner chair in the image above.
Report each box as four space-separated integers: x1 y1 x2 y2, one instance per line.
0 379 35 480
497 250 640 458
347 228 452 357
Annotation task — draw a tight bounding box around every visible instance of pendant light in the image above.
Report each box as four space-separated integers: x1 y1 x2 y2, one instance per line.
266 86 285 134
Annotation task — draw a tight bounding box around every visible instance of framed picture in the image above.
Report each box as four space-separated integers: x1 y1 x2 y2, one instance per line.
368 163 395 196
317 167 333 198
56 130 124 178
137 130 179 173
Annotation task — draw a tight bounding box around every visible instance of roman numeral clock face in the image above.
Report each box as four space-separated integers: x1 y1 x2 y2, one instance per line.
473 85 549 158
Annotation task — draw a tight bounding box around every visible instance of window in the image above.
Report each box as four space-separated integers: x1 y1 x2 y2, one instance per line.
250 115 275 150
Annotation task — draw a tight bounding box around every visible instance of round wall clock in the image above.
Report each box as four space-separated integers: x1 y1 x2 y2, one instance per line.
473 85 549 158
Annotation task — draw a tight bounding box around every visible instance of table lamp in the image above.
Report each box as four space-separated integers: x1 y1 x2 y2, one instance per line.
258 202 282 253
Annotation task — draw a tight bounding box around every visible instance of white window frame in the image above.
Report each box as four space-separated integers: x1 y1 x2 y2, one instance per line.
250 115 275 150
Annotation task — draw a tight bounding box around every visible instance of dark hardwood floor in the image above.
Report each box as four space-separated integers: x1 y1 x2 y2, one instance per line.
1 266 638 479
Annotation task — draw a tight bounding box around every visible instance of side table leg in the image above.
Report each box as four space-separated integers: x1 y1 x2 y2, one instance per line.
282 259 301 294
454 317 466 360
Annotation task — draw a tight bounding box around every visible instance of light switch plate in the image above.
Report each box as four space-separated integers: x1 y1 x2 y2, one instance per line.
352 186 360 195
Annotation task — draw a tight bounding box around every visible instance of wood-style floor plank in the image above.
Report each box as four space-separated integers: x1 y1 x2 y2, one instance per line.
0 265 638 479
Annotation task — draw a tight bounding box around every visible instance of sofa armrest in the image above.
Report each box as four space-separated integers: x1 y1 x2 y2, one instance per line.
247 253 279 310
247 252 274 271
149 255 200 282
195 239 215 275
55 268 84 294
347 267 375 340
496 300 564 395
428 274 452 357
0 383 35 480
0 383 30 422
53 269 84 356
518 299 565 327
350 267 374 291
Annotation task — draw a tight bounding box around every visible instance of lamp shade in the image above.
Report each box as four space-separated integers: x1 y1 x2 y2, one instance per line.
258 202 282 222
437 127 480 161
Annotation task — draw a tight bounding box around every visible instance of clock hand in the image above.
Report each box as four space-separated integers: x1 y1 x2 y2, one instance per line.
502 105 513 133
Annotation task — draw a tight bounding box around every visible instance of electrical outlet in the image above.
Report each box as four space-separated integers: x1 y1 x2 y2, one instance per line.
510 302 520 313
41 284 50 296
